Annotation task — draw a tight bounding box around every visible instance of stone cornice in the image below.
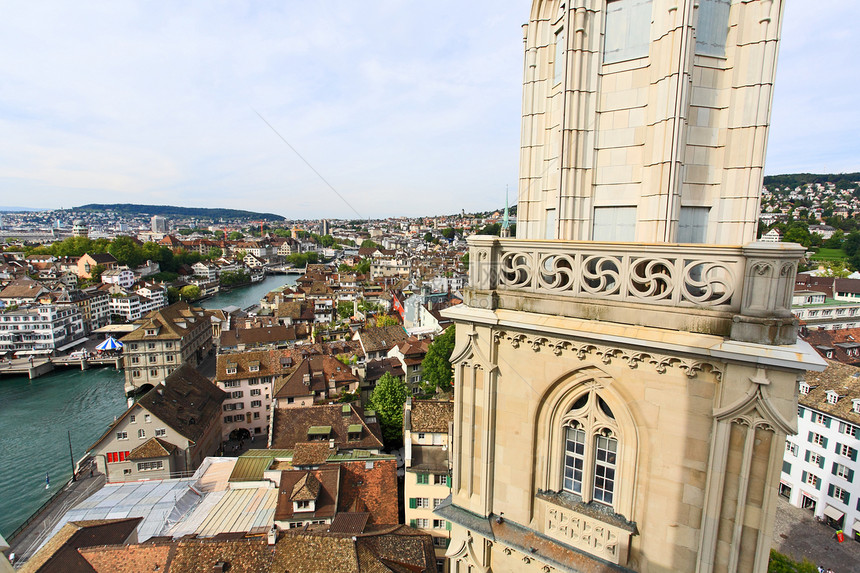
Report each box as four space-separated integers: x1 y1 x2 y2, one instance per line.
441 304 826 373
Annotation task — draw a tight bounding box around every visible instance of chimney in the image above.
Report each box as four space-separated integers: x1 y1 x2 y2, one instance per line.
267 524 278 546
329 438 335 449
213 562 227 573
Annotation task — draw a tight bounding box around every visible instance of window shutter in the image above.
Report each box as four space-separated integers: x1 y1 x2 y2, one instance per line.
409 498 417 509
782 461 791 474
802 471 808 483
815 477 821 491
822 437 829 449
446 475 451 487
846 493 851 506
808 431 814 443
446 520 452 531
849 469 855 481
410 519 417 528
835 441 842 454
824 416 832 428
805 450 811 463
829 484 835 497
851 448 858 462
833 462 839 476
818 456 825 469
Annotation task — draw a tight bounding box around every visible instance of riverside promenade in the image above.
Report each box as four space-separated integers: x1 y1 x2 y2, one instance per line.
4 465 105 565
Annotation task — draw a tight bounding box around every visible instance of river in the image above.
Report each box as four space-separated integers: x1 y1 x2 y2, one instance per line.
197 273 298 310
0 274 300 539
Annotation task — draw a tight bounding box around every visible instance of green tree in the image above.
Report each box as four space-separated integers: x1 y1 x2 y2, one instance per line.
179 285 201 301
442 227 456 240
108 236 144 267
766 549 818 573
89 264 106 283
360 239 380 249
167 286 180 304
421 326 456 395
356 259 371 274
228 231 244 240
424 232 433 243
375 315 399 327
783 224 812 247
843 231 860 257
206 246 223 259
369 372 409 443
337 301 354 320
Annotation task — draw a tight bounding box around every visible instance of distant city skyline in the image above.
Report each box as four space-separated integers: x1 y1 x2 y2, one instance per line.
0 1 856 219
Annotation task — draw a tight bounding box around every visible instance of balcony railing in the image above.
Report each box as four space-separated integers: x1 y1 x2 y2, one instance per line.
464 236 805 344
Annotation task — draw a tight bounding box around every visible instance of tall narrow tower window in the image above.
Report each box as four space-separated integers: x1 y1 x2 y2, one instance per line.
695 0 731 57
560 391 620 507
603 0 653 64
678 206 710 243
554 30 565 86
592 206 636 241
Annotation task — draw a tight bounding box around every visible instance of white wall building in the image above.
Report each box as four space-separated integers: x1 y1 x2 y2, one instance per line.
782 361 860 539
0 304 85 355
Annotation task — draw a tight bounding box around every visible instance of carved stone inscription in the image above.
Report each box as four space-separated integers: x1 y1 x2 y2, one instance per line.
545 506 630 565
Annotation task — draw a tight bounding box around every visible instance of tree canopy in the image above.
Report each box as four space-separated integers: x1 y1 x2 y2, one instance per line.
369 372 409 443
421 326 456 396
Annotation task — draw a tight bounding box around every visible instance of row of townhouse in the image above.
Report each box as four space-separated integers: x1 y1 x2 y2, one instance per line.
0 304 85 356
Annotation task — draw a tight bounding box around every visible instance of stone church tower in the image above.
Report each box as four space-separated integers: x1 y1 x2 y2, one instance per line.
437 1 825 572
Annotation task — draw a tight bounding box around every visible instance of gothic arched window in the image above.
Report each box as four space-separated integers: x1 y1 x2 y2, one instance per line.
561 391 619 506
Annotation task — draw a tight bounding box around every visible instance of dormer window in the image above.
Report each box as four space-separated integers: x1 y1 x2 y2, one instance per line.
248 361 260 373
827 391 840 405
799 382 810 395
226 363 237 375
145 329 156 336
853 400 860 414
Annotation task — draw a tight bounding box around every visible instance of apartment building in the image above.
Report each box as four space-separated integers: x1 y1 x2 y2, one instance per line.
782 360 860 539
0 304 84 356
121 301 213 394
215 350 293 440
87 364 225 482
404 398 453 572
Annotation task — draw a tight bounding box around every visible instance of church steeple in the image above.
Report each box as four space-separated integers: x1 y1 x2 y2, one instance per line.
501 185 511 238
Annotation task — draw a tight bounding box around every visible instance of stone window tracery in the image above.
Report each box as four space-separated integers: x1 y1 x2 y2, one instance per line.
561 390 620 506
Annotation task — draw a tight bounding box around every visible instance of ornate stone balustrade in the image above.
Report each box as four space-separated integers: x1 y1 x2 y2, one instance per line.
464 235 805 344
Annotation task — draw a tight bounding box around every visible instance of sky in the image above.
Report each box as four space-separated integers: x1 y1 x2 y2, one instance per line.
0 1 857 219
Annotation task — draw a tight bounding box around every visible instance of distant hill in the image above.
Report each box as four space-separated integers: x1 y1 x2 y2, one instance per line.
74 204 284 221
764 173 860 191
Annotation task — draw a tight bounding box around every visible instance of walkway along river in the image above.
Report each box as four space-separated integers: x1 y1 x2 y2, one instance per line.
0 273 299 538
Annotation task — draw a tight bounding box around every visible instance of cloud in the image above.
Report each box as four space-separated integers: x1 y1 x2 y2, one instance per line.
0 1 854 218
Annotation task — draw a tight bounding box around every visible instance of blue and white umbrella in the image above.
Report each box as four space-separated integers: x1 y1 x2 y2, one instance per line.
95 337 123 351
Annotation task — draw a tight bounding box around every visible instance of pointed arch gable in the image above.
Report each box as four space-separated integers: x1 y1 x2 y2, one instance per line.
532 365 641 518
713 377 795 435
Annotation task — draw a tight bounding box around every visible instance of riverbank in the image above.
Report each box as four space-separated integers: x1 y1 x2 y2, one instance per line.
0 368 127 539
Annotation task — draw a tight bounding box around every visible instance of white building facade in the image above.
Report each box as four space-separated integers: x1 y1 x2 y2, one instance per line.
782 365 860 540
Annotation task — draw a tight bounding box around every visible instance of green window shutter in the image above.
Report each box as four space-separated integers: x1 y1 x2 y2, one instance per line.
805 450 811 463
851 448 858 462
822 437 829 449
446 520 452 531
808 431 814 443
829 484 835 497
818 456 825 469
846 493 851 507
835 441 842 454
802 471 808 483
409 498 417 509
849 469 855 481
444 538 450 548
833 462 839 476
446 474 451 487
410 519 417 528
824 416 832 428
815 477 821 491
799 407 806 418
782 461 791 474
418 473 429 485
